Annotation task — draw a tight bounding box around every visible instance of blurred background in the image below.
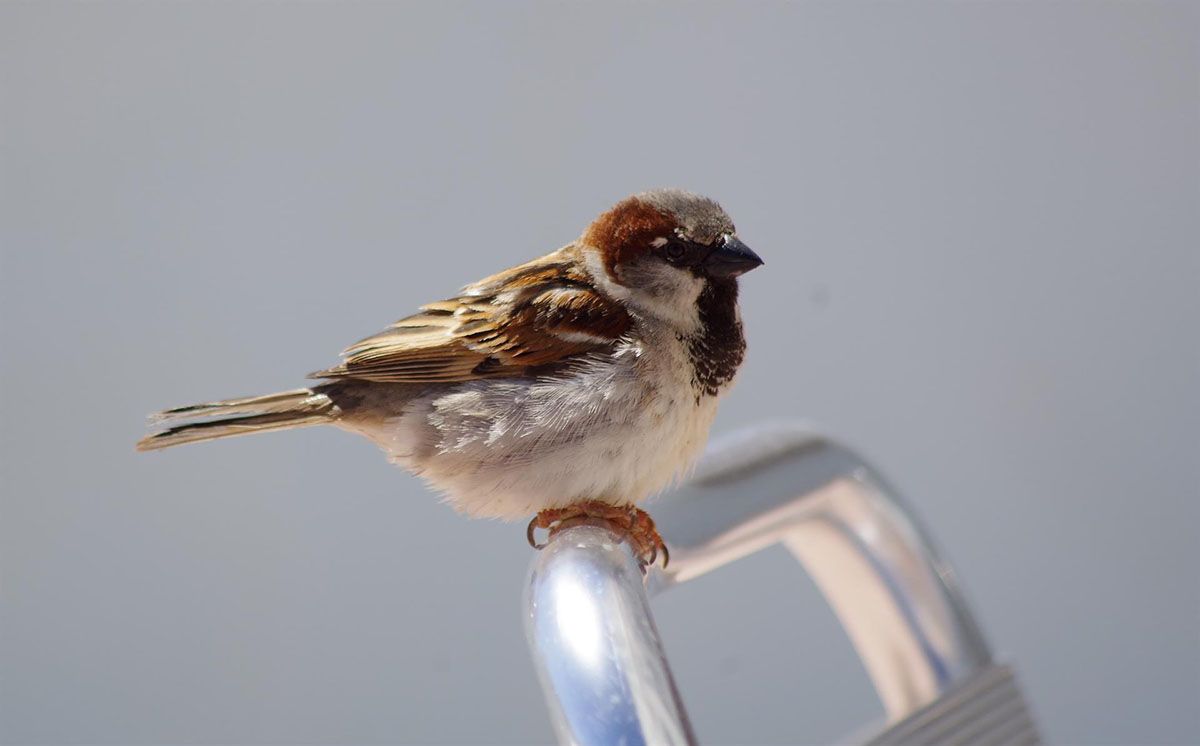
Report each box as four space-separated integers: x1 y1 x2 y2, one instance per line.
2 2 1197 744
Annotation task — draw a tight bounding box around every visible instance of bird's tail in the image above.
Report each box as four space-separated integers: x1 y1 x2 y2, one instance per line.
136 388 336 452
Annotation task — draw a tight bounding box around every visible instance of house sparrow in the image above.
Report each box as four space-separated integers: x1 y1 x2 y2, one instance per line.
138 189 762 565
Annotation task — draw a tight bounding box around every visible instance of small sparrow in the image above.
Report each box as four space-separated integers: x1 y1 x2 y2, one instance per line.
138 189 762 564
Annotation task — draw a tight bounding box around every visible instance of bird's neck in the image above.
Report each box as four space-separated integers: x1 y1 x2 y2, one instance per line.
683 278 746 397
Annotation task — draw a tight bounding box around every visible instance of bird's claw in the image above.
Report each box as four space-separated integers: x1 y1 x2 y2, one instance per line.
526 501 669 570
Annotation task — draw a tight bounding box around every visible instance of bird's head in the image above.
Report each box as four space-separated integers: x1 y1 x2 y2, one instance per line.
581 189 762 330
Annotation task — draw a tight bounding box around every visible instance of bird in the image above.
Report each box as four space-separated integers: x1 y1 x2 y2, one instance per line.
137 189 762 566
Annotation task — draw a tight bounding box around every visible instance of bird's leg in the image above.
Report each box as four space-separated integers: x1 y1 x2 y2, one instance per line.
627 506 669 569
526 501 631 549
526 500 668 568
526 507 577 550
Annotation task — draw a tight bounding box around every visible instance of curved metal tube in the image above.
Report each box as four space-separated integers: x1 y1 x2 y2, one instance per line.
525 423 1021 744
647 424 992 718
525 523 696 746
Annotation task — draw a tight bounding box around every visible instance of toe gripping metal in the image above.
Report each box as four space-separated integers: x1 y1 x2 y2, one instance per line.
523 423 1040 746
527 502 668 569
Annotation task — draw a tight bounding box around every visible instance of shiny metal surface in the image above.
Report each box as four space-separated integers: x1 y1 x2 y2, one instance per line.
647 424 993 721
857 664 1039 746
525 422 1037 744
525 523 696 746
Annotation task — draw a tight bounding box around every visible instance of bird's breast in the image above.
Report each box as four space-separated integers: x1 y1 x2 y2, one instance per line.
349 330 725 520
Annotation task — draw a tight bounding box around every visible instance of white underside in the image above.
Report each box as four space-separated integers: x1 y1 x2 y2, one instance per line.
338 331 721 520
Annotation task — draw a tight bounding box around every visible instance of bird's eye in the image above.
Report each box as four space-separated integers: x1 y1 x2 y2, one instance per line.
663 242 687 262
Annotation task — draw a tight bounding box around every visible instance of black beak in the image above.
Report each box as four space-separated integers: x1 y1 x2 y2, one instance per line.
704 235 764 278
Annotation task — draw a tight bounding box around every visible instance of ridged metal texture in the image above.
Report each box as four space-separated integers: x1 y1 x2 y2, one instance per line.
862 664 1039 746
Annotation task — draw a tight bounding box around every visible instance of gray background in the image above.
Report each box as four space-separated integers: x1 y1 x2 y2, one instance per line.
2 2 1197 744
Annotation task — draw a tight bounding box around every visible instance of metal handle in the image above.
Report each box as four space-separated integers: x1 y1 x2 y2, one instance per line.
525 524 697 746
524 423 1033 745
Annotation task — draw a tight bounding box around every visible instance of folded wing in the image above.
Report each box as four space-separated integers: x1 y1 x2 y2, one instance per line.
309 249 633 384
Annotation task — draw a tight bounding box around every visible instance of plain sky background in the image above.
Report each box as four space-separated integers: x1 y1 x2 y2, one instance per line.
2 2 1197 744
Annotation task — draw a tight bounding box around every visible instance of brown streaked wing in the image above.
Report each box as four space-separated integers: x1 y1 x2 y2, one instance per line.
308 249 633 383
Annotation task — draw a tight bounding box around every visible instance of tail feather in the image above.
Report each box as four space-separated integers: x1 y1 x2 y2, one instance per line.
148 388 319 424
137 388 335 452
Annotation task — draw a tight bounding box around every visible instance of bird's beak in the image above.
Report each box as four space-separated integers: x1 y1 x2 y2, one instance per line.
704 235 764 277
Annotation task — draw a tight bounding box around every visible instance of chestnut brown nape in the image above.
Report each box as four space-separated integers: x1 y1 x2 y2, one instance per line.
583 197 680 277
584 189 736 277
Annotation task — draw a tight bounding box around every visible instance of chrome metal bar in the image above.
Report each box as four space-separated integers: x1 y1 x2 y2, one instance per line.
524 422 1037 744
645 424 993 721
525 523 697 746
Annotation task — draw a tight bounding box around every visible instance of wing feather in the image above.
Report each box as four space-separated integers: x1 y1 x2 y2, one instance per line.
308 247 632 383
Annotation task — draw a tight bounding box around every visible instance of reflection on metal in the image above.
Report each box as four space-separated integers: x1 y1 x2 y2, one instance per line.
525 524 696 746
524 423 1039 745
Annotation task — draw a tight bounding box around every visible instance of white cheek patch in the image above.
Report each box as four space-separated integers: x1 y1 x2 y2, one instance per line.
622 261 705 333
582 247 632 302
650 237 669 248
582 246 702 333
